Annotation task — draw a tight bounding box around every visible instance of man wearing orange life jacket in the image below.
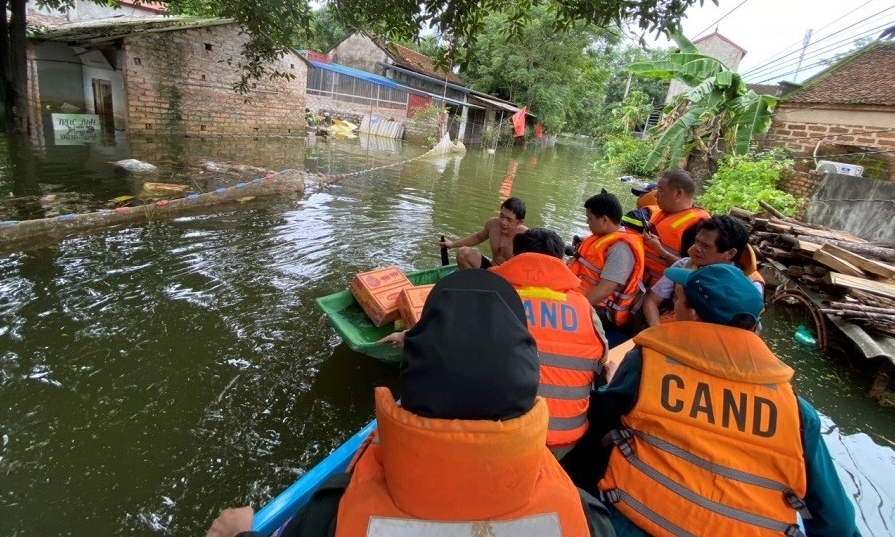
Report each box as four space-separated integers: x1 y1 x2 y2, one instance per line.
205 270 616 537
641 215 765 327
490 228 607 458
641 170 709 287
560 264 860 537
568 192 645 347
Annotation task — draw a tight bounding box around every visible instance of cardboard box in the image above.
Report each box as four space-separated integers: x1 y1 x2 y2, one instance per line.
397 284 435 329
350 266 412 327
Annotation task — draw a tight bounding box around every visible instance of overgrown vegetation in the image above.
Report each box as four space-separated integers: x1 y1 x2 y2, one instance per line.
698 149 800 216
591 91 659 177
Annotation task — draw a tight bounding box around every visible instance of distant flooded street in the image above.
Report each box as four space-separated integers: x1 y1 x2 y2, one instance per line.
0 133 892 536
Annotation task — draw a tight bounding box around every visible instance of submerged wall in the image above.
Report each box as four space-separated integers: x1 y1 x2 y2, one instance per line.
806 173 895 243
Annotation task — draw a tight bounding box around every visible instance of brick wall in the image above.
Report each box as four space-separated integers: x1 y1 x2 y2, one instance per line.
766 118 895 155
123 24 307 136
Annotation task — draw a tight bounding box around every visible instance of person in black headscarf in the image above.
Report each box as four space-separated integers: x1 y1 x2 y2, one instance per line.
205 270 615 537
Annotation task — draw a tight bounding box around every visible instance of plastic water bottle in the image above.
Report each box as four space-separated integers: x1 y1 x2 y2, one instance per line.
794 325 817 347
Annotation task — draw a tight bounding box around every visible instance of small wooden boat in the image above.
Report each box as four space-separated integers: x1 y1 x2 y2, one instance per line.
315 265 458 363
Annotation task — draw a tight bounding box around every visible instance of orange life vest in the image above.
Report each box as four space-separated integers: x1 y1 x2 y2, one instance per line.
643 207 709 286
334 389 592 537
598 322 809 537
567 231 646 327
491 253 606 447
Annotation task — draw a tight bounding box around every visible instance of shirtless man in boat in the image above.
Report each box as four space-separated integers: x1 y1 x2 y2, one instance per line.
438 197 528 269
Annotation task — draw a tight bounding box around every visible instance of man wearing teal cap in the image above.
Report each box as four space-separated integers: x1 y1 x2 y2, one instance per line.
562 263 861 537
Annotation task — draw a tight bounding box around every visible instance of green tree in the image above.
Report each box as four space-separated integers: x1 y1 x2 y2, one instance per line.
295 4 352 53
630 34 777 169
3 0 706 133
461 4 617 133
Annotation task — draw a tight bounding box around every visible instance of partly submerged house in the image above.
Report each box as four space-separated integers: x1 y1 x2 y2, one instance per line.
27 16 310 144
764 41 895 179
306 32 522 143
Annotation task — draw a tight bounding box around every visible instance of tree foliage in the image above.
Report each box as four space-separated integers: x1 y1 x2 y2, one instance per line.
630 34 778 170
293 4 352 53
3 0 709 132
460 4 617 133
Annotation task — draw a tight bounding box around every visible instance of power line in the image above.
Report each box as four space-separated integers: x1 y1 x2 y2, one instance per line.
692 0 752 40
739 0 876 75
747 19 894 83
741 3 895 78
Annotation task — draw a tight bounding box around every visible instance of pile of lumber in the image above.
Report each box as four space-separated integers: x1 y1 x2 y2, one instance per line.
733 201 895 338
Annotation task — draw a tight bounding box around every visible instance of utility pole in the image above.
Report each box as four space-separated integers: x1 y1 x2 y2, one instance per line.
794 29 813 83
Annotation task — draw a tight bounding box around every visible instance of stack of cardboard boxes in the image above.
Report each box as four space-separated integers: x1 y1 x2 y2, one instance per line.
350 266 435 329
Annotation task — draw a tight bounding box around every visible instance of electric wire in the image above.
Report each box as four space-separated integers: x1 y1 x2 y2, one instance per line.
691 0 752 40
744 19 895 81
742 3 895 79
739 0 875 76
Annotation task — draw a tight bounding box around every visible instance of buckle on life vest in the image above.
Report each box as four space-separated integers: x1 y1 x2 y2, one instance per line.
602 428 635 459
599 489 621 504
784 523 807 537
785 490 813 520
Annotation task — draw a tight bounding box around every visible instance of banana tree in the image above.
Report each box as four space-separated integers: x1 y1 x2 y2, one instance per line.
629 34 777 169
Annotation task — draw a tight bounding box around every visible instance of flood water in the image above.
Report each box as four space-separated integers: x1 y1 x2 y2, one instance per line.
1 134 893 536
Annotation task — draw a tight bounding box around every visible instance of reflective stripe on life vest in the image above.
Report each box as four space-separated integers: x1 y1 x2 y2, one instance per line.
598 322 808 537
490 253 605 448
643 207 709 286
568 231 645 326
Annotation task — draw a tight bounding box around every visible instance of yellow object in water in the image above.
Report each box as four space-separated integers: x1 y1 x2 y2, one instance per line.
332 119 358 131
139 182 190 199
334 131 358 140
112 195 134 203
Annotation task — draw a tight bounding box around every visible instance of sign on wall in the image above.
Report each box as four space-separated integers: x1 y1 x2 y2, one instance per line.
51 113 100 145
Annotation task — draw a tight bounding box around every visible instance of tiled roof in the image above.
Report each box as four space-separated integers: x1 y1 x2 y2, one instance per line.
784 41 895 106
374 37 464 86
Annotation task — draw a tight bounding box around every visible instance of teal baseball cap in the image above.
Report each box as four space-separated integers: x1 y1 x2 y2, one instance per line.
665 264 763 326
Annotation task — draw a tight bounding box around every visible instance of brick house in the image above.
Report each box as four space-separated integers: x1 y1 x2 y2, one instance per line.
28 16 309 141
764 41 895 180
310 31 521 143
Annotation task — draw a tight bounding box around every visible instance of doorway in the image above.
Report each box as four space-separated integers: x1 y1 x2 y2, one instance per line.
92 79 114 131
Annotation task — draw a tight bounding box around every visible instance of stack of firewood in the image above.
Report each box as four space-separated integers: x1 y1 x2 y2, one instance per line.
731 201 895 338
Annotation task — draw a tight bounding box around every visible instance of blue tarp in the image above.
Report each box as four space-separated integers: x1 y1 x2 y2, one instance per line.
309 60 400 89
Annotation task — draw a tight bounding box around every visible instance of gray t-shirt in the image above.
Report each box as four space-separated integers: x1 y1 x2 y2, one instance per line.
601 231 636 285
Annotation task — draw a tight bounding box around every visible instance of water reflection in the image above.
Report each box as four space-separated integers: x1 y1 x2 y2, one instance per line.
0 134 892 536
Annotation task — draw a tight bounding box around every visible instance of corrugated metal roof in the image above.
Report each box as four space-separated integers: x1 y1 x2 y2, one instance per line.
30 16 233 44
310 60 478 109
467 93 521 113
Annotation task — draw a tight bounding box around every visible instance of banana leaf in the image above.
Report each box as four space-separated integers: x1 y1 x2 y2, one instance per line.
727 93 777 155
629 54 724 86
645 90 726 169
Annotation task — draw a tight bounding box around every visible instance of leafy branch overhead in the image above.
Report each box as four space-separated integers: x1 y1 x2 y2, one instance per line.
163 0 711 91
629 33 777 170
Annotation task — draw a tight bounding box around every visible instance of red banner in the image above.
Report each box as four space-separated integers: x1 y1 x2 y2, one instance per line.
511 107 527 137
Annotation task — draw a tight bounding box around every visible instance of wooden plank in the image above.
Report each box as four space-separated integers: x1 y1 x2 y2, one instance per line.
824 272 895 301
812 249 868 278
820 243 895 280
795 240 821 253
769 217 868 243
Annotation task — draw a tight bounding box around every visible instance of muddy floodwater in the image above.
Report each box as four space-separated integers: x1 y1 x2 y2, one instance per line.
1 134 892 536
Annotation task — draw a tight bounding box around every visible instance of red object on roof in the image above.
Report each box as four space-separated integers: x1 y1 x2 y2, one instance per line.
119 0 166 13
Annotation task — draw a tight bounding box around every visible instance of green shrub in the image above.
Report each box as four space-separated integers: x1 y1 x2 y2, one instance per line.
698 149 801 216
593 134 658 177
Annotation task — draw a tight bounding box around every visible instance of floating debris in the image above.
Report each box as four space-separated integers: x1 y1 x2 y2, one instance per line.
111 159 158 173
